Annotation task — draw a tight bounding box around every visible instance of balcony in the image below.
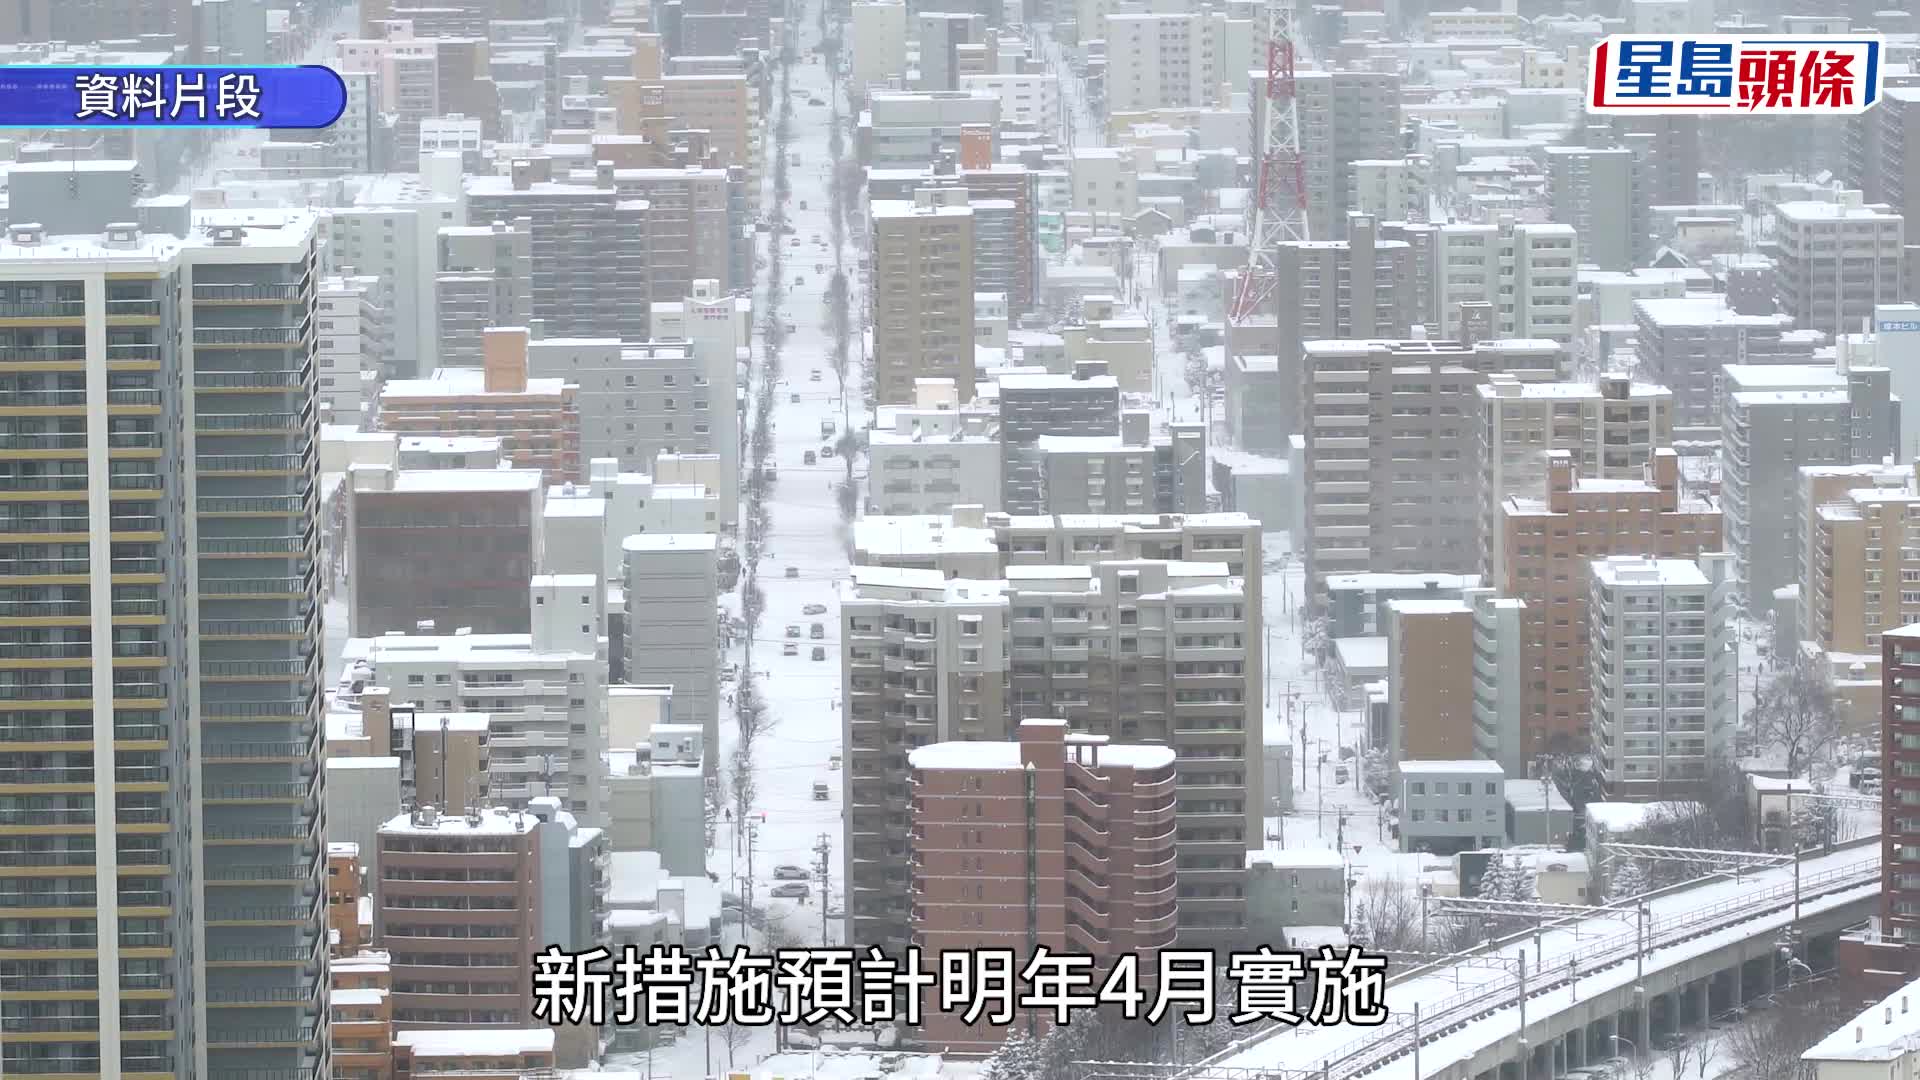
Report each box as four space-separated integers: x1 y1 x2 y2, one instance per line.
203 821 316 843
207 942 321 967
193 283 304 303
201 619 310 639
203 740 315 763
198 536 309 557
201 577 308 599
0 300 85 319
194 370 305 391
204 780 317 804
198 494 307 515
194 326 304 347
200 658 313 679
204 863 316 885
207 1026 316 1048
196 454 307 476
204 906 318 928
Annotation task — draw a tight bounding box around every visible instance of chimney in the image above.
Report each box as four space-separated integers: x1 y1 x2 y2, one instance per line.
511 158 535 191
483 327 532 393
104 222 141 249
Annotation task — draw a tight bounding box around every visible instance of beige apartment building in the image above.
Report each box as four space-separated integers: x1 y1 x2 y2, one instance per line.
1302 337 1562 594
1496 449 1723 762
1384 598 1478 770
842 534 1263 948
873 188 977 404
1478 372 1674 584
1803 465 1920 732
655 73 762 185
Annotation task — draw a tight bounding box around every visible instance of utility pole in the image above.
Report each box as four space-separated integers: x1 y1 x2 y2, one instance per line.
813 832 832 945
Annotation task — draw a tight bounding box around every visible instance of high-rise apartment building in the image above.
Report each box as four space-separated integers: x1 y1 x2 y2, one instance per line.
1878 625 1920 946
345 466 545 637
464 160 655 345
917 12 984 92
843 509 1262 943
341 584 606 824
1631 296 1820 435
318 273 392 423
1722 362 1899 611
1240 214 1421 445
435 219 533 369
840 567 1011 954
524 336 710 476
1478 372 1674 584
373 800 606 1056
872 188 977 404
622 535 720 776
1588 554 1737 799
908 719 1177 1053
1102 12 1215 112
1495 450 1723 760
1279 69 1403 240
1545 145 1638 271
1384 598 1477 772
998 368 1122 513
1301 338 1562 592
1804 466 1920 657
1432 220 1579 343
0 166 326 1080
1772 193 1907 341
1848 87 1920 223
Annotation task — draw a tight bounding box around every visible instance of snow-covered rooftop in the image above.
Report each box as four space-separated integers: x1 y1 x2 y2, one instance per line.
394 1028 555 1057
1249 847 1346 869
1803 974 1920 1063
1397 759 1505 776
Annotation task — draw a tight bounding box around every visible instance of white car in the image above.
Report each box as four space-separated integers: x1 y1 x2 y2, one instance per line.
773 865 809 881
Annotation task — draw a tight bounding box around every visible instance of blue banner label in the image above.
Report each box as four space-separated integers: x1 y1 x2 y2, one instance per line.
0 66 347 128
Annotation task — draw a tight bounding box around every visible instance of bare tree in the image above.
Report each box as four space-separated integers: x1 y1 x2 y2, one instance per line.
1751 653 1841 777
727 746 758 831
1348 876 1422 953
1723 980 1851 1080
1664 1034 1695 1080
1695 1033 1720 1078
717 1017 756 1070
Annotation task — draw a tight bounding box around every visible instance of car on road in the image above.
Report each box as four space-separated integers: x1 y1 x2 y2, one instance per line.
810 623 824 639
821 444 834 458
773 865 809 880
809 370 822 382
770 882 810 899
794 275 804 286
809 96 826 106
785 624 802 638
803 603 827 615
789 236 800 246
812 646 826 661
803 450 816 465
782 642 798 657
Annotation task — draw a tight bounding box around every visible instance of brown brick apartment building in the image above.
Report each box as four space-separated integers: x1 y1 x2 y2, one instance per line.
1495 448 1722 764
377 328 582 481
908 718 1178 1054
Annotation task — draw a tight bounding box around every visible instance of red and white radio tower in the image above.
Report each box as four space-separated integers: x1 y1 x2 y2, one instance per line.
1228 0 1307 325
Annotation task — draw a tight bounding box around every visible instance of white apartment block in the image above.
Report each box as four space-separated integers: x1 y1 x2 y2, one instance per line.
865 90 1001 167
318 273 391 423
1423 8 1527 38
544 460 720 585
960 72 1062 132
622 534 721 773
1478 372 1674 582
1469 588 1530 775
327 165 468 377
852 0 910 90
869 383 1003 514
1102 12 1211 114
1435 220 1579 343
1773 193 1908 342
1069 147 1139 219
651 281 750 529
1588 554 1736 800
1351 157 1431 223
341 591 608 824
